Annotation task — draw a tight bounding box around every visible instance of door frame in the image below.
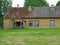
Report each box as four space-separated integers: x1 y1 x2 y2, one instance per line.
13 21 24 29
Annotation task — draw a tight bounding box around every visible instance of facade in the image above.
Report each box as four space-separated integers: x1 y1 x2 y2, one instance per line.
4 7 60 29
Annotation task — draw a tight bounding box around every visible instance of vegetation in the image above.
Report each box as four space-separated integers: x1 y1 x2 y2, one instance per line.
24 0 49 7
56 1 60 6
0 28 60 45
0 0 12 27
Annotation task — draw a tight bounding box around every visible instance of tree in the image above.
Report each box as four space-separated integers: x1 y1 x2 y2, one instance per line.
2 0 12 14
24 0 49 7
56 1 60 6
0 0 12 27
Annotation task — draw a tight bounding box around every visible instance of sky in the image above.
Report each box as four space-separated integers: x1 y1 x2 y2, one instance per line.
12 0 59 7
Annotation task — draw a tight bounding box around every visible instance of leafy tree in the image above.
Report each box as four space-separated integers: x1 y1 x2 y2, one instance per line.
2 0 12 14
0 0 12 28
56 1 60 6
24 0 49 7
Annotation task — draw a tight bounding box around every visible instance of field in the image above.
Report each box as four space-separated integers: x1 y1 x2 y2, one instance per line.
0 28 60 45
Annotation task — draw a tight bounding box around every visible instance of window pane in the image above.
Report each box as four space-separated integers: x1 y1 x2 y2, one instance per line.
50 20 55 27
34 20 39 27
28 20 33 27
16 22 20 27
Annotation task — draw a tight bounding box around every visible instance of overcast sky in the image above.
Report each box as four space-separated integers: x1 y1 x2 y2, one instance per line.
12 0 59 7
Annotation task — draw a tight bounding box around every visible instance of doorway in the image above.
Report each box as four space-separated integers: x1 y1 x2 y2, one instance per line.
13 21 24 28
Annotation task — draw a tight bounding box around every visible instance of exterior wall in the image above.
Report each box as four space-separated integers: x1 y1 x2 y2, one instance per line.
4 19 13 29
4 18 60 29
4 18 26 29
24 19 60 28
12 19 26 28
55 19 60 28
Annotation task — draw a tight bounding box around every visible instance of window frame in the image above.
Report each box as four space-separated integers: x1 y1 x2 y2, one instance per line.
34 20 39 27
50 20 55 28
28 20 33 27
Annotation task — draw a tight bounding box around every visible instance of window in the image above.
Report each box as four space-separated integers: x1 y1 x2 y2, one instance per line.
50 20 55 27
28 20 33 27
34 20 39 27
13 22 20 27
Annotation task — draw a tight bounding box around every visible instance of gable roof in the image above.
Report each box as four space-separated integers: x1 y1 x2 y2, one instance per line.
4 7 60 19
24 7 60 18
4 7 30 18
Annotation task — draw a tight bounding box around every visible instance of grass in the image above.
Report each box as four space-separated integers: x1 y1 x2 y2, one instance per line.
0 28 60 45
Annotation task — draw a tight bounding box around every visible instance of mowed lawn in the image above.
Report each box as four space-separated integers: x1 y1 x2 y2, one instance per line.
0 28 60 45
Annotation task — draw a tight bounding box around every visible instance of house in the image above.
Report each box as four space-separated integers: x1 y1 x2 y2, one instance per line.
4 6 60 29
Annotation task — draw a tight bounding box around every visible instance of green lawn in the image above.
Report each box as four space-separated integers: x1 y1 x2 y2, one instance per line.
0 28 60 45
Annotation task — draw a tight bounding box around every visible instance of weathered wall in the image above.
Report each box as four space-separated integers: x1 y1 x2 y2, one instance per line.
4 19 13 29
4 18 26 29
24 19 60 28
4 18 60 29
55 19 60 28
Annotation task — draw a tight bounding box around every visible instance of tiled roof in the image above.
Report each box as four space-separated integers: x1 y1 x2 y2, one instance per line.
25 7 60 18
4 7 31 18
4 7 60 19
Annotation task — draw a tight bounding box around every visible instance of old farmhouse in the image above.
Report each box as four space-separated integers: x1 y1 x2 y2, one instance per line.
4 6 60 29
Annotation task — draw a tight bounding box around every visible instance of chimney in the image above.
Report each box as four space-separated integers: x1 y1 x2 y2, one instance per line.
17 4 19 8
28 6 32 11
51 5 55 7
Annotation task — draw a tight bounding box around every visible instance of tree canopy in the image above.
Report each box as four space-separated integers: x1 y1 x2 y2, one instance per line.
2 0 12 14
0 0 12 27
24 0 49 7
56 1 60 6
